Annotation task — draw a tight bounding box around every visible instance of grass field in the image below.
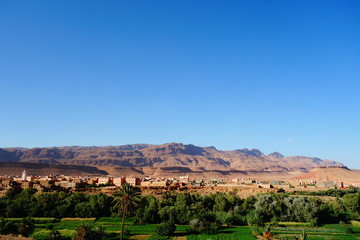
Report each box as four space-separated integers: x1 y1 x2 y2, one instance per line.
4 218 355 240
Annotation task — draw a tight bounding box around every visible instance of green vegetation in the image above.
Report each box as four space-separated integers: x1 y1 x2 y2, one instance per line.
155 222 176 236
72 223 106 240
0 217 358 240
294 186 360 197
1 186 360 239
0 217 34 236
2 187 360 225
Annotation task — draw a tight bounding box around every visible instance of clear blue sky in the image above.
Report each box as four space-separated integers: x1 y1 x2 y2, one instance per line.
1 1 359 168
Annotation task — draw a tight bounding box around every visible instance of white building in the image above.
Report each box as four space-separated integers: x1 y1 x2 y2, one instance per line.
21 170 27 181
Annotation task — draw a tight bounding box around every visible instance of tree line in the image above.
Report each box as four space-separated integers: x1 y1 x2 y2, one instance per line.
0 187 359 227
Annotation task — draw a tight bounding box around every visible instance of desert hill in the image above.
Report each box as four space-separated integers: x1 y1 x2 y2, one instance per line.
0 162 108 176
0 162 302 180
294 166 360 182
0 143 342 172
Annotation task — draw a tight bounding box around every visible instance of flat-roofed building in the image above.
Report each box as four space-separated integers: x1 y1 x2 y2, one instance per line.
21 181 33 189
33 183 43 191
1 180 13 189
151 181 168 187
125 177 141 186
39 180 55 188
140 180 168 187
317 181 335 188
113 177 126 186
179 175 189 183
140 181 151 187
60 181 79 188
97 177 111 185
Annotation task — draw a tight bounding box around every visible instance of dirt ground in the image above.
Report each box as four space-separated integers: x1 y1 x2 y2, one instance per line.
0 235 34 240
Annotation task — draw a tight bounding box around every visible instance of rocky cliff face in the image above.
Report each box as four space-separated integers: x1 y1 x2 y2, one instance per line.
0 143 343 171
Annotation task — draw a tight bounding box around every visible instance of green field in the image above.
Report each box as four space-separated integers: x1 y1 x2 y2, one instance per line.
13 218 359 240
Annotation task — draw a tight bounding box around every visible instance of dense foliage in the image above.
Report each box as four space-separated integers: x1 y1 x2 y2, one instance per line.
0 187 359 227
0 188 114 218
155 222 176 236
0 217 34 236
294 186 360 198
72 223 106 240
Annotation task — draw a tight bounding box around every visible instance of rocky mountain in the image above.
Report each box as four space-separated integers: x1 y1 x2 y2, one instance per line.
0 143 343 172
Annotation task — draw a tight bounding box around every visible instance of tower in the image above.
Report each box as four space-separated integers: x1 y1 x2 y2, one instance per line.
21 170 27 181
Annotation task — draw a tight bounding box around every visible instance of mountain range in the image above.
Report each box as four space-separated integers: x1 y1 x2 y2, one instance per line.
0 143 343 172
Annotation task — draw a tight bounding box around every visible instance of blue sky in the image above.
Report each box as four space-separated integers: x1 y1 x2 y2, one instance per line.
1 1 359 168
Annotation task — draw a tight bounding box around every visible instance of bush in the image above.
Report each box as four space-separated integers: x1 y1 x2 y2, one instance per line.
47 230 63 240
207 222 219 234
309 218 318 227
155 222 176 236
0 218 17 235
345 227 354 233
17 217 35 237
72 224 106 240
47 223 55 230
187 216 220 234
251 226 261 236
123 227 130 237
339 221 353 233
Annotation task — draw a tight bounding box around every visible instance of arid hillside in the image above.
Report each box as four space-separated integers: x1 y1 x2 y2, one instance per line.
0 143 342 172
0 162 108 176
294 166 360 182
0 162 304 179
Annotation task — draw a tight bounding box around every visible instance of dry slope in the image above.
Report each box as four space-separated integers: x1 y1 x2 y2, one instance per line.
0 143 343 172
294 167 360 182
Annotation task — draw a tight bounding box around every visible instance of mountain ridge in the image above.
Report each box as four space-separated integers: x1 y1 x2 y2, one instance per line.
0 142 343 172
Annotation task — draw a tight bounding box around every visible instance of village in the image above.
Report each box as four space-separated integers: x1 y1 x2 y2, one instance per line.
0 170 359 197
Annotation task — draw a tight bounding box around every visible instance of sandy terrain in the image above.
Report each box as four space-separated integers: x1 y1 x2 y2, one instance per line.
0 236 34 240
294 167 360 182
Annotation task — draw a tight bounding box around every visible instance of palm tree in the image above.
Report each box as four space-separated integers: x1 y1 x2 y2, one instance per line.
113 183 141 240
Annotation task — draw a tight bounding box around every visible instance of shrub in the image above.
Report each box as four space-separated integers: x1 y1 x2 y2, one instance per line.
344 225 353 233
187 216 220 234
47 230 63 240
351 220 360 227
251 226 261 236
72 224 106 240
123 227 130 236
340 220 354 233
0 218 17 235
17 217 35 237
309 218 318 227
207 222 219 234
155 222 176 236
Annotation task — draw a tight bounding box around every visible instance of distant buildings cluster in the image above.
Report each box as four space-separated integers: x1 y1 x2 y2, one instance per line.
0 170 359 195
